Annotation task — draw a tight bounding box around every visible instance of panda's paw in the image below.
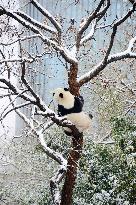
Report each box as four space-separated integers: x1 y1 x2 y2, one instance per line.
64 130 72 136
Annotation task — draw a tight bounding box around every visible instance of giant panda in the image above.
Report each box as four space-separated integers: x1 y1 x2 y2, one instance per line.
53 87 91 135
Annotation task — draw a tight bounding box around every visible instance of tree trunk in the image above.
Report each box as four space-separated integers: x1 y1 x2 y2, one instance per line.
60 135 83 205
61 63 83 205
68 63 80 95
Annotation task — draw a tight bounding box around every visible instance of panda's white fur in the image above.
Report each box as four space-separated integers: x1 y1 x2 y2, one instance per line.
53 88 91 133
53 88 74 109
66 112 91 133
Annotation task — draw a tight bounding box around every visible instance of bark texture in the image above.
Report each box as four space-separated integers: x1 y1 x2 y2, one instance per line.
61 63 83 205
61 135 83 205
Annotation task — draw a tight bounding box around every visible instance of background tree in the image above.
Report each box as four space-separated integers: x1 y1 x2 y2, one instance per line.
0 0 136 204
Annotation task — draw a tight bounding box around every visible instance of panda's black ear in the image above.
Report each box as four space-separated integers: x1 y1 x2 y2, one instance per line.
64 88 69 91
59 93 63 98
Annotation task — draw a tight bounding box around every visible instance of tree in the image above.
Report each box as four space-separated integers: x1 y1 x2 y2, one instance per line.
0 0 136 204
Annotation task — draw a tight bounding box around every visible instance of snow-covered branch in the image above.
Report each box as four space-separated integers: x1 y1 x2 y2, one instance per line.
78 35 136 85
14 107 67 204
103 2 136 63
76 0 110 50
15 10 57 33
50 166 66 205
31 0 62 34
80 20 97 46
0 78 36 103
77 4 136 86
0 7 42 35
0 6 77 64
0 75 77 133
11 103 67 165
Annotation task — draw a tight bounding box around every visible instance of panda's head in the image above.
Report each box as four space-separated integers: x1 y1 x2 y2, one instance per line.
53 87 75 109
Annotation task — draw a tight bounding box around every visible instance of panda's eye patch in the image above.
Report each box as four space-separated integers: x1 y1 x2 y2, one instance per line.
64 88 69 91
53 92 55 96
59 93 63 98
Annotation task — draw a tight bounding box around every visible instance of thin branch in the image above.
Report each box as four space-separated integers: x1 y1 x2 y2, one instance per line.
0 102 31 121
0 89 28 119
0 7 41 34
0 56 39 64
0 78 36 103
0 34 41 46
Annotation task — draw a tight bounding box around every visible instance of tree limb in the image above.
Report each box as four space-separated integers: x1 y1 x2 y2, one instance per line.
0 7 77 64
76 0 110 50
78 5 136 86
31 0 61 34
15 10 57 33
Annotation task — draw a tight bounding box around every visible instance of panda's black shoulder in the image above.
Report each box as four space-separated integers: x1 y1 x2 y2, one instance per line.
58 95 84 116
58 104 68 116
73 95 84 112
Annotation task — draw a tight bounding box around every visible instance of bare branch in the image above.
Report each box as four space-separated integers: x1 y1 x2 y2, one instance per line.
0 89 28 119
0 57 34 64
0 102 31 121
0 34 40 46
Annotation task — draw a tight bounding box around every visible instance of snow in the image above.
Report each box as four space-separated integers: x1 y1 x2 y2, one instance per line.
32 0 62 31
16 10 57 33
77 36 136 84
80 20 96 46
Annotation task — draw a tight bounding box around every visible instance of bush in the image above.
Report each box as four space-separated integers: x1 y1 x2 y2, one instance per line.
74 117 136 205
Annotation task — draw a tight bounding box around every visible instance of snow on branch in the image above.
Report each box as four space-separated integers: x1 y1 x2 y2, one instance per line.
0 78 36 103
103 2 136 63
0 34 40 46
0 75 76 133
0 102 31 121
31 0 62 33
0 7 41 35
0 89 28 120
77 4 136 86
15 10 57 33
80 20 96 46
14 107 67 204
0 7 77 64
50 165 66 205
76 0 110 50
78 36 136 85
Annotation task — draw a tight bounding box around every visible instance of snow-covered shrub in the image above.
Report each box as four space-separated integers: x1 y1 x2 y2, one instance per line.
74 117 136 205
